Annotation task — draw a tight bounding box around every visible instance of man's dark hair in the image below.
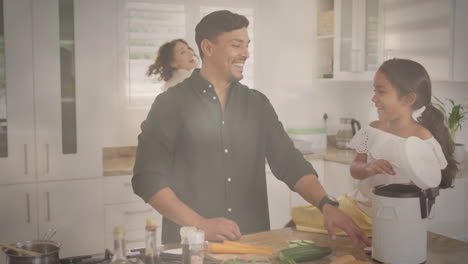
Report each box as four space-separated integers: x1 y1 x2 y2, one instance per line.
195 10 249 59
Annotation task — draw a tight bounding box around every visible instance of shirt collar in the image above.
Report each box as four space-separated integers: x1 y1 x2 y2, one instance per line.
190 68 241 94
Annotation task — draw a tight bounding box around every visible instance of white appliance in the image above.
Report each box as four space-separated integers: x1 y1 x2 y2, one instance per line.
372 137 442 264
288 128 327 154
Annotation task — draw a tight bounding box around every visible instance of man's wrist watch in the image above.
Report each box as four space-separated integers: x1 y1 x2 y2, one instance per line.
318 195 339 212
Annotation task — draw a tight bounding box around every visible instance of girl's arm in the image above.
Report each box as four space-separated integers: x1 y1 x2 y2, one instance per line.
350 153 395 180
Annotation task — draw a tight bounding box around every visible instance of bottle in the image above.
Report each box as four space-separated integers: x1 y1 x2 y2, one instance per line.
180 226 196 264
144 218 158 264
189 230 205 264
110 226 130 264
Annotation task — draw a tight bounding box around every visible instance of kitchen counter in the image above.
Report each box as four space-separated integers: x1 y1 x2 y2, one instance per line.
102 145 468 178
215 227 468 263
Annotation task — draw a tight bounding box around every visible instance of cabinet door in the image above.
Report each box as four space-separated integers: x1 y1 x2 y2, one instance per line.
32 0 102 181
104 202 162 251
0 184 38 243
37 179 105 257
428 177 468 240
0 0 36 184
453 0 468 82
334 0 382 80
323 161 356 197
383 0 453 80
266 165 291 230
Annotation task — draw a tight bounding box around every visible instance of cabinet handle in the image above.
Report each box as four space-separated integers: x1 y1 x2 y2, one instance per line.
45 144 50 173
127 238 144 244
46 192 51 222
24 144 28 175
26 193 31 224
124 209 152 215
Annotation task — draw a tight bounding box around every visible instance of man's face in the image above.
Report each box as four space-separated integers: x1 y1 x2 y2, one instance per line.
209 27 250 82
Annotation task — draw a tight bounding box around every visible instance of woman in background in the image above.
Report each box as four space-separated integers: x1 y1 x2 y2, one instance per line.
147 39 198 92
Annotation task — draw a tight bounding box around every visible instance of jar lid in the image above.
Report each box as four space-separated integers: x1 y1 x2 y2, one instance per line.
403 136 442 189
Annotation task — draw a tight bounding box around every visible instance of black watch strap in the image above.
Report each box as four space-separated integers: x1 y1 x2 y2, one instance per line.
318 195 339 212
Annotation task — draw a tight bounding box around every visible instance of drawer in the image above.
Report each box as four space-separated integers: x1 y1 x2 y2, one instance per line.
103 176 141 204
104 202 162 250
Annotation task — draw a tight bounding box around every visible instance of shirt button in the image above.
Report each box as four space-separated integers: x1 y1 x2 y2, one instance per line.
227 208 232 212
208 84 212 88
212 96 217 100
222 120 225 125
224 149 229 153
203 89 206 93
227 178 232 182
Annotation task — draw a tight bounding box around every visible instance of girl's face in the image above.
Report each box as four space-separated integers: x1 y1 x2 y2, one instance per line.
372 71 413 121
170 41 197 71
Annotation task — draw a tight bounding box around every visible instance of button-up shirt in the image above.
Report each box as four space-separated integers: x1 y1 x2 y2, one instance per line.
132 69 316 243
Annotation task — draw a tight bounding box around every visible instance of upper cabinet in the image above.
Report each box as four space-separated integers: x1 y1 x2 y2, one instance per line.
316 0 384 80
0 0 37 184
382 0 453 81
453 0 468 82
317 0 467 82
0 0 107 184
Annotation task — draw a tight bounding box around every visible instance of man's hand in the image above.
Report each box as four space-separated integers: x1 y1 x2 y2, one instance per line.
195 217 241 241
322 204 371 247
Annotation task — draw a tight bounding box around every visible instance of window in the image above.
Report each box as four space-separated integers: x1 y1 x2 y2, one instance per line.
119 0 257 107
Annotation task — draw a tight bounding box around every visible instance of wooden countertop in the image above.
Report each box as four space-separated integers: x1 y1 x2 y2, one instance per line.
211 227 468 263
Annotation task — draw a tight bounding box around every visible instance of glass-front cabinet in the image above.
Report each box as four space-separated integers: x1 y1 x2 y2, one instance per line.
0 0 101 184
317 0 383 80
0 0 36 184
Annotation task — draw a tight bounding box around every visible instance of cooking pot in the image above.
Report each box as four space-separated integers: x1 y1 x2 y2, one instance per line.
2 240 60 264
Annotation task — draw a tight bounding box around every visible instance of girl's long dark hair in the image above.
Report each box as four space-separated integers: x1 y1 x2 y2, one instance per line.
146 39 188 82
378 58 457 188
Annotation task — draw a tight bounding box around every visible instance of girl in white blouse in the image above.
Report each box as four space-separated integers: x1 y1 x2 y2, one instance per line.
349 58 457 216
292 59 457 237
146 39 198 92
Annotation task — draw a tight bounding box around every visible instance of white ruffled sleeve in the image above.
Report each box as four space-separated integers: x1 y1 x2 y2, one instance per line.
427 137 448 169
349 127 369 154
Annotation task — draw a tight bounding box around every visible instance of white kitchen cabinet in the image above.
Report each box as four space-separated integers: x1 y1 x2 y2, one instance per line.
317 0 384 80
266 165 291 230
428 177 468 241
32 0 103 182
0 180 105 258
1 0 104 184
0 184 38 243
383 0 453 81
323 161 356 197
37 179 105 258
103 176 162 250
0 0 36 184
453 0 468 82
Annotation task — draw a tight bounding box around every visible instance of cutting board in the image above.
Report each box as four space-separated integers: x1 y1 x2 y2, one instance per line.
205 228 370 263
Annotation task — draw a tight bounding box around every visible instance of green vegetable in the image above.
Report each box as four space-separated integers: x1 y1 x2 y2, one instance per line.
279 244 331 262
280 256 297 264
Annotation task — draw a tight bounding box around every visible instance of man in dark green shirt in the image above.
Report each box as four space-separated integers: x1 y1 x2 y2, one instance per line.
133 10 370 246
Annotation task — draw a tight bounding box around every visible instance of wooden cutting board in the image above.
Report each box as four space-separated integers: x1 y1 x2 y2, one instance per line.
205 228 370 263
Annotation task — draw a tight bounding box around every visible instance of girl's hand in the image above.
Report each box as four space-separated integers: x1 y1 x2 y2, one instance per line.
365 159 395 177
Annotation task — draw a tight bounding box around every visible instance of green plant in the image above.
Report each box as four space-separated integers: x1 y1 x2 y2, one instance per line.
433 97 467 140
